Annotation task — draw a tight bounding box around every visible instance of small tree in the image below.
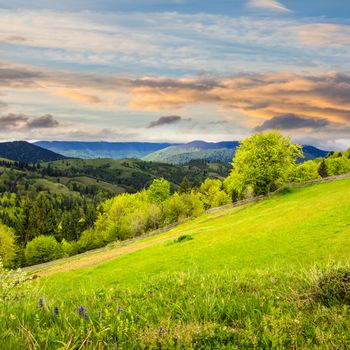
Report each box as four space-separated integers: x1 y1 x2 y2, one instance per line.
147 178 170 204
199 179 231 209
318 159 328 178
25 235 64 266
226 132 303 196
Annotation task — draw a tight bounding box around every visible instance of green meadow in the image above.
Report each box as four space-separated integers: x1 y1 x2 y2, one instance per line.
1 178 350 349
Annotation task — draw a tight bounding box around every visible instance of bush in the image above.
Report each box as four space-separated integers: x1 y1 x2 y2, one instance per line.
174 235 193 243
0 259 28 303
326 157 350 176
314 268 350 306
289 161 321 182
61 239 78 256
77 229 107 252
24 235 65 266
199 179 231 209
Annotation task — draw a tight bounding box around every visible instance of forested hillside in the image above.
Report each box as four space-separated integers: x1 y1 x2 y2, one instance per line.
0 141 67 162
0 157 230 267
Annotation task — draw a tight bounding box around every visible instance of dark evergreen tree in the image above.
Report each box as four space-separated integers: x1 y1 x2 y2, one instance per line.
179 176 190 193
318 159 328 178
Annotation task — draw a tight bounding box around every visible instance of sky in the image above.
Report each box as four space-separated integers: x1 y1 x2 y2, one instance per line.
0 0 349 149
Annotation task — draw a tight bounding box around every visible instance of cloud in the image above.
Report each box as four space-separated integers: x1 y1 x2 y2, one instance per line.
147 115 191 128
0 60 350 145
0 113 59 130
0 66 43 87
54 88 102 104
1 9 349 78
295 23 350 47
247 0 291 12
0 113 28 129
125 72 350 126
25 114 59 128
254 114 330 131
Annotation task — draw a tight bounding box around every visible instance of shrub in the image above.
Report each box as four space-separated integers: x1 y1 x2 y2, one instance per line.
77 229 107 252
289 161 321 182
326 157 350 176
24 235 65 266
61 239 78 256
314 268 350 306
199 179 231 209
174 235 193 243
0 258 28 303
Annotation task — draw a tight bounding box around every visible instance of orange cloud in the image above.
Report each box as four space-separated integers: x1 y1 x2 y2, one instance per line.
295 23 350 47
126 72 350 126
54 88 102 104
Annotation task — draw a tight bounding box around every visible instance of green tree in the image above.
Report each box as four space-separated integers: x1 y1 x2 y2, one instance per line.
344 148 350 159
227 132 303 196
318 159 328 178
27 194 58 239
199 179 231 209
147 178 170 204
0 223 17 268
24 235 65 266
179 176 190 194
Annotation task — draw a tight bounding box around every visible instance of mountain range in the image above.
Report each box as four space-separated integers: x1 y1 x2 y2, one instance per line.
0 140 329 164
35 140 329 164
35 141 178 159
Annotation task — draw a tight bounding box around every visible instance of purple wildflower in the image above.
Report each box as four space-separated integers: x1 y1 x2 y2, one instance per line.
84 312 89 320
159 326 165 335
38 298 44 307
53 307 59 315
117 306 122 314
78 305 85 315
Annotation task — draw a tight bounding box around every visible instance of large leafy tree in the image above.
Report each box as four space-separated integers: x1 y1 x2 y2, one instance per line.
227 132 303 196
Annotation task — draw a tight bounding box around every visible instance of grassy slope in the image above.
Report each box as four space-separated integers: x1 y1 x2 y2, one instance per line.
42 178 350 295
3 178 350 349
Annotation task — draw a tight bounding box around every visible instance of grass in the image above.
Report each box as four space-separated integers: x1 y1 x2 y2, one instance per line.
1 179 350 348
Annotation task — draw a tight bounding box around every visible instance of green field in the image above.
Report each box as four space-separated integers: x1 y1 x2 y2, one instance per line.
1 178 350 349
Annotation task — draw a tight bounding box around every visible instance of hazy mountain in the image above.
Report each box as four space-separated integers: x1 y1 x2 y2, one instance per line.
143 141 329 164
35 141 179 159
34 140 329 164
0 141 67 163
302 145 329 161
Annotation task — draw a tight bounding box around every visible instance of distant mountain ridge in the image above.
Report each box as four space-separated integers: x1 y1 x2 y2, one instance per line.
0 141 67 163
143 141 329 164
35 141 179 159
34 140 329 164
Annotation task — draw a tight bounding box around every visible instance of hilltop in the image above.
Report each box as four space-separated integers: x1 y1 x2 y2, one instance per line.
0 141 67 163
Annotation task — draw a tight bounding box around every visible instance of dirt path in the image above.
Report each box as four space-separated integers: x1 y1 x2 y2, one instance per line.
36 230 181 277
